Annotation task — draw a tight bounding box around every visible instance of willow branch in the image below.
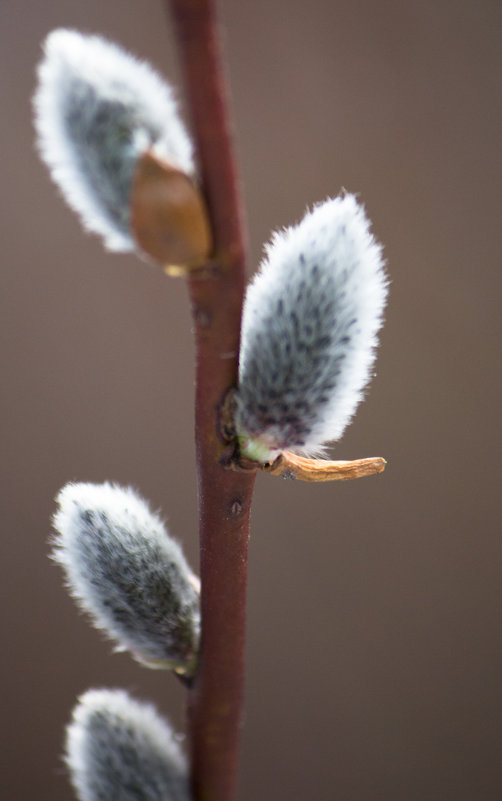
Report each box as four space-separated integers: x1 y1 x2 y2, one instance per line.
165 2 254 800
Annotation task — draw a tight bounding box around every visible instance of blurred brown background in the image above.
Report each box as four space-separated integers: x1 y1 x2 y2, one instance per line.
1 1 501 799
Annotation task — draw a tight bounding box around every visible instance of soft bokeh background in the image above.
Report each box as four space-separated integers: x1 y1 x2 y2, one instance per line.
1 1 501 799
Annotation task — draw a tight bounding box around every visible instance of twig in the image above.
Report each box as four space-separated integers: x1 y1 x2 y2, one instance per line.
263 452 387 481
164 1 254 800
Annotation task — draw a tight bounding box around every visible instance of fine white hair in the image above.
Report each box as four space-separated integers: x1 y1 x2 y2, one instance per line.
33 29 194 250
235 194 388 458
66 689 190 801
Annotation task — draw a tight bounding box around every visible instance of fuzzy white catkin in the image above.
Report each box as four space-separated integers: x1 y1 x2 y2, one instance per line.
66 689 190 801
52 482 200 670
33 29 194 251
235 194 388 459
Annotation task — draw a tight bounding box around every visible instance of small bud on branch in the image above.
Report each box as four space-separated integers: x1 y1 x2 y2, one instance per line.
33 29 197 254
52 482 200 673
234 194 388 462
131 150 212 268
66 689 190 801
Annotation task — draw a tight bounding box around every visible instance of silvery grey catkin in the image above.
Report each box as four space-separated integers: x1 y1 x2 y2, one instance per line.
234 194 388 461
33 29 194 251
66 689 190 801
52 482 200 672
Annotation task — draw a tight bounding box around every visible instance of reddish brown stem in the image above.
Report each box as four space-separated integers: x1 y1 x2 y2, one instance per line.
165 2 254 800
